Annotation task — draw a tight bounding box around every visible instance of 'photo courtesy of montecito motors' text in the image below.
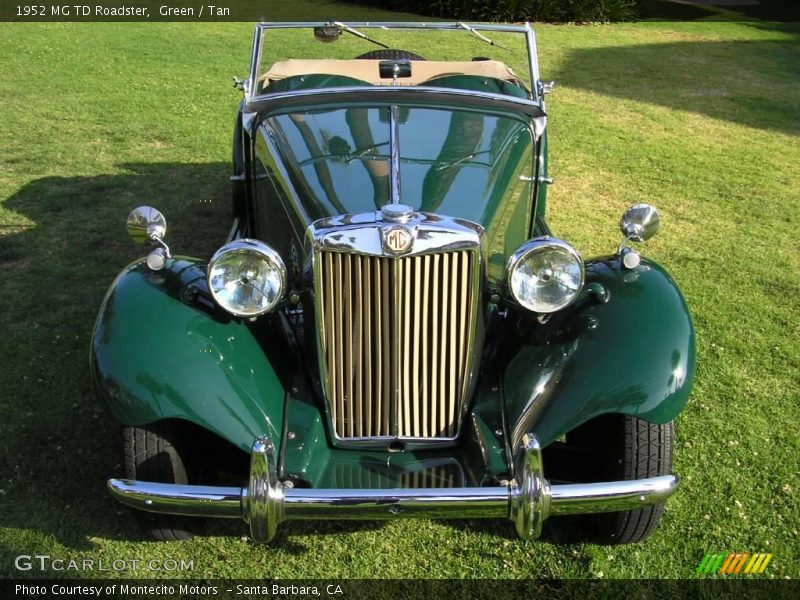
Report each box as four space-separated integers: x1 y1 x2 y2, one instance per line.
14 583 345 597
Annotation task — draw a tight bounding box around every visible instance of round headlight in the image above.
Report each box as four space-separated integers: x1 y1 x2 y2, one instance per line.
508 238 584 313
207 239 286 317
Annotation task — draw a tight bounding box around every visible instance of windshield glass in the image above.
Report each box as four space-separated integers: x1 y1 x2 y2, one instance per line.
252 23 536 97
265 105 534 224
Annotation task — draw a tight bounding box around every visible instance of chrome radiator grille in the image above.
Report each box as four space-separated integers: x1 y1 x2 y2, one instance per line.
318 249 477 442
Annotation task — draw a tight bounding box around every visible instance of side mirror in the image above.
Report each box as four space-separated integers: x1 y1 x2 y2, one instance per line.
617 203 659 270
126 206 167 245
126 206 171 271
620 203 659 242
314 25 342 43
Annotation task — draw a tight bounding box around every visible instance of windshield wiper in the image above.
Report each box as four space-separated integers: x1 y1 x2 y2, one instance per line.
457 22 511 52
434 150 492 171
332 21 389 49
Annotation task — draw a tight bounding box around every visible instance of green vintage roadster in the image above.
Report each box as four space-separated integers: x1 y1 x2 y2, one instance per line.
93 22 695 544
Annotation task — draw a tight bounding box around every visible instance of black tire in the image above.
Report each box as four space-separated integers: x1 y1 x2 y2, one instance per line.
123 422 200 541
546 414 674 545
355 49 426 61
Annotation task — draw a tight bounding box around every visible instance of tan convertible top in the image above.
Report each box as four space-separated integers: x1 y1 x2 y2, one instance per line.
261 59 525 88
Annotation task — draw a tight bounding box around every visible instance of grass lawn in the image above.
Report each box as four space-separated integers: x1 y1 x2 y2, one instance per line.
0 11 798 580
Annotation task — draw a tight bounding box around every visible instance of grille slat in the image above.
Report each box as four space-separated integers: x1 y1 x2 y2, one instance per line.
449 252 460 437
402 258 412 436
458 253 470 433
380 257 391 434
344 255 353 438
411 257 421 437
363 256 372 437
439 253 449 437
334 253 342 438
429 254 440 438
374 257 383 435
320 249 475 441
420 255 430 437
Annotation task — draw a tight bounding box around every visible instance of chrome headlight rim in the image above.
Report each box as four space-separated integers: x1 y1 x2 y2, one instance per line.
207 238 287 318
507 237 585 314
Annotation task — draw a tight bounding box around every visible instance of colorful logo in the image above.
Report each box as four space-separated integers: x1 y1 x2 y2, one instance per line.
697 553 773 575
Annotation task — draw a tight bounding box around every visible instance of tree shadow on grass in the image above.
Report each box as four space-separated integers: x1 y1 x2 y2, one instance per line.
0 164 391 563
639 0 800 21
0 163 233 563
554 27 800 136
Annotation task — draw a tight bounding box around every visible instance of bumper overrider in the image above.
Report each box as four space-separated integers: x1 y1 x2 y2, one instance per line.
107 434 679 542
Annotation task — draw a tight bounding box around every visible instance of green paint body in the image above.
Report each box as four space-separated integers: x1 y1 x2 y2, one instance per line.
502 257 695 449
91 259 285 452
92 75 695 486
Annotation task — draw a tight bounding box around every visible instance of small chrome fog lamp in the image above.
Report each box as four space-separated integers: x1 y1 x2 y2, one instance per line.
126 206 171 271
146 247 168 271
618 203 659 269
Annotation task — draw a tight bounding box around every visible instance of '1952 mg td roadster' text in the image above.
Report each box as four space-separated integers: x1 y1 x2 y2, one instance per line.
92 22 695 544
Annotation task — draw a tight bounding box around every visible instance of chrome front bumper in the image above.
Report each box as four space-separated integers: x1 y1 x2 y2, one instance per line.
107 434 679 542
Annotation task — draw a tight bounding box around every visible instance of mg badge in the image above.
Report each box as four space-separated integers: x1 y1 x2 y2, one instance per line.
384 226 412 254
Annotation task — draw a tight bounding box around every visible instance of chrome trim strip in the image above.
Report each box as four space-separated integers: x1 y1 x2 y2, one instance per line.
284 487 508 520
250 23 537 99
245 87 546 131
548 476 679 516
107 434 680 543
309 211 484 256
247 23 262 101
525 24 541 105
388 105 401 205
106 480 241 518
256 22 534 33
391 253 403 436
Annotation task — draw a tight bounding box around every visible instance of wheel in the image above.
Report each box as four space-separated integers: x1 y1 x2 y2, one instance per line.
545 414 674 545
355 49 426 61
123 421 200 541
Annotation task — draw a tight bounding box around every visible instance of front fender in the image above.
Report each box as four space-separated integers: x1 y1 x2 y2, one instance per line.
90 258 285 453
503 256 695 448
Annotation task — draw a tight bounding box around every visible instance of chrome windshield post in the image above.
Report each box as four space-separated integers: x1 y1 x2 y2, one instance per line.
389 104 402 206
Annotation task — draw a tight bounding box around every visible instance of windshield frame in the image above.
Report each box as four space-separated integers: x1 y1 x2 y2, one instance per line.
246 22 543 106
